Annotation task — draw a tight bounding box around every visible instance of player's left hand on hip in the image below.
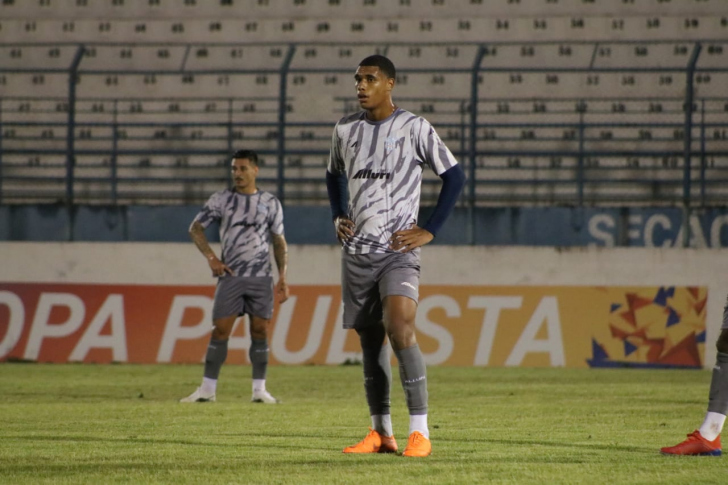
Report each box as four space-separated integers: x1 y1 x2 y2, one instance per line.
389 226 433 253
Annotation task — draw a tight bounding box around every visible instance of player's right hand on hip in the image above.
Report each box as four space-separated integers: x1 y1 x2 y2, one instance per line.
334 216 355 243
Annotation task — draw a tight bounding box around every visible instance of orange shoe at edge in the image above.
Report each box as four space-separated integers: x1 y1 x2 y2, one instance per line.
402 431 432 457
660 430 722 456
343 428 398 454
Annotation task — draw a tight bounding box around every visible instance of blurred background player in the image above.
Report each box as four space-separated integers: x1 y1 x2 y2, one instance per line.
181 149 289 404
661 300 728 456
326 55 465 457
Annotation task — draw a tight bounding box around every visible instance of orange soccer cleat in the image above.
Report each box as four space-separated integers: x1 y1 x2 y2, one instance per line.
402 431 432 457
660 430 722 456
342 428 398 454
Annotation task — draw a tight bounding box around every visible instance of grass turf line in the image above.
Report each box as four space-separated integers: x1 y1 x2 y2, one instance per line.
0 364 724 484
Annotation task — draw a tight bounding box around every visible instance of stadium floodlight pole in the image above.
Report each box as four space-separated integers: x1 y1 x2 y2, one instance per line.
277 45 296 206
66 44 85 241
681 42 702 248
468 45 486 246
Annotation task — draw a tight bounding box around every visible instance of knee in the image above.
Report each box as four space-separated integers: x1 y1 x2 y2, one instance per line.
250 328 267 340
717 330 728 354
358 325 386 349
250 319 269 340
385 317 416 350
211 326 231 340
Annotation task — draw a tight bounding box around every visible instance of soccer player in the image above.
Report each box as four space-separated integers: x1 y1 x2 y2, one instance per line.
661 301 728 456
326 55 465 457
180 149 289 404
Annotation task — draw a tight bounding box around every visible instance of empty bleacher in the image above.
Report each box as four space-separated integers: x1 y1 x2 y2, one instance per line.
1 0 727 206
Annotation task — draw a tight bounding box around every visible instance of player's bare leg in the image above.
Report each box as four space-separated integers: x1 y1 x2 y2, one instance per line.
180 315 236 403
249 315 279 403
384 295 431 457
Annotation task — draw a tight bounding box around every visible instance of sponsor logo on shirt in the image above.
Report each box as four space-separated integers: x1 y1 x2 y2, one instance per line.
232 220 262 229
352 169 391 180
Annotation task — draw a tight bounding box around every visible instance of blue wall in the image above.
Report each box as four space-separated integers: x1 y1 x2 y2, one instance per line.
1 204 727 247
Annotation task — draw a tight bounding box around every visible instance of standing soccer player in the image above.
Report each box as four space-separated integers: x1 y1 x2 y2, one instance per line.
326 55 465 457
181 149 289 404
661 299 728 456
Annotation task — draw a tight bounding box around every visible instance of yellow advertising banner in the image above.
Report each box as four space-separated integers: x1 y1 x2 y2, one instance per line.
413 285 707 368
0 284 707 368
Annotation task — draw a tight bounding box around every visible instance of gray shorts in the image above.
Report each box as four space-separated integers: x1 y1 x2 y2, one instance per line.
341 250 420 330
212 275 274 321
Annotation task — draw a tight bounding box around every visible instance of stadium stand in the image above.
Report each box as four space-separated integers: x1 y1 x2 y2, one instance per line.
0 0 727 208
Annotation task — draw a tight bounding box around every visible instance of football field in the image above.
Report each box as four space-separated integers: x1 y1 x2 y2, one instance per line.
0 363 724 484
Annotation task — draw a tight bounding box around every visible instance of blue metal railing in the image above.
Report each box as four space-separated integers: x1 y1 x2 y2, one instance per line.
64 45 85 241
277 45 297 205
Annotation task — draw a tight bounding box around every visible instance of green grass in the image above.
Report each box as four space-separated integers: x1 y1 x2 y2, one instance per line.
0 364 724 484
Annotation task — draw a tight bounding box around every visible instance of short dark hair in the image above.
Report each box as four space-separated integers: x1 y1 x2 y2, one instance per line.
358 55 396 80
232 149 259 166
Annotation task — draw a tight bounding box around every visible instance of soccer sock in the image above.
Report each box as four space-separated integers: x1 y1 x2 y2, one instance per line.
202 338 228 381
371 414 394 438
409 414 429 439
249 338 269 381
362 342 392 419
394 344 429 437
699 412 726 442
702 351 728 440
252 379 266 393
200 377 217 395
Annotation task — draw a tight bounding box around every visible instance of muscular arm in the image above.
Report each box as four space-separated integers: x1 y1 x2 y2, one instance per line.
189 221 216 260
271 233 288 279
271 233 290 303
189 220 231 276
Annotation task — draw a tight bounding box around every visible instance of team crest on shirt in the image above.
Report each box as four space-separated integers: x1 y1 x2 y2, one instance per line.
384 135 403 155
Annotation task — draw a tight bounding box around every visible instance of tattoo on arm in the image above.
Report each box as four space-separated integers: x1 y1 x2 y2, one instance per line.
271 233 288 277
189 221 215 260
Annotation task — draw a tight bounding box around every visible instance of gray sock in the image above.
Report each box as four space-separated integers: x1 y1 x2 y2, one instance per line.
707 352 728 415
394 344 428 415
203 338 228 380
249 339 269 380
362 343 392 416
